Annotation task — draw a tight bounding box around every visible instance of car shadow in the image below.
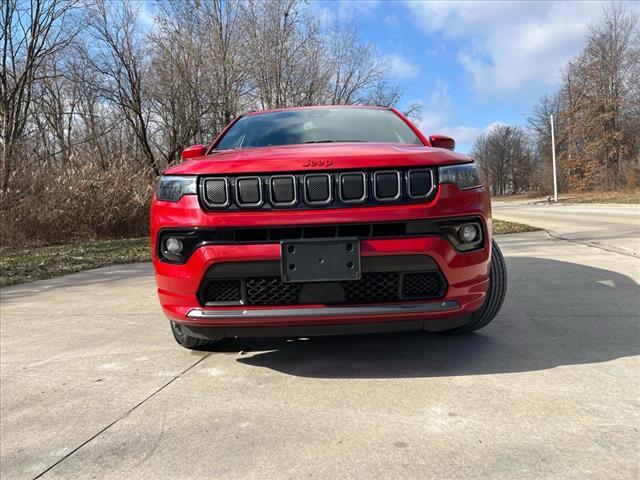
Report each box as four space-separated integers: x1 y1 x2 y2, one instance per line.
231 257 639 378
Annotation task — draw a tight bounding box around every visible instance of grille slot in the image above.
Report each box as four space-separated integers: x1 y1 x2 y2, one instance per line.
202 178 229 207
374 171 401 200
236 176 262 207
304 174 331 205
372 222 406 237
339 172 366 203
270 175 297 206
402 272 445 298
407 169 433 198
200 280 242 304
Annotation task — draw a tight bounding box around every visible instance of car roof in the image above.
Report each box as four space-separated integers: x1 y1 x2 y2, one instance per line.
245 105 392 117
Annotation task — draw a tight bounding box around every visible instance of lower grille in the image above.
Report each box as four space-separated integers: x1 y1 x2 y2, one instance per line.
246 278 302 305
403 272 444 298
199 271 445 306
200 279 243 304
343 273 398 303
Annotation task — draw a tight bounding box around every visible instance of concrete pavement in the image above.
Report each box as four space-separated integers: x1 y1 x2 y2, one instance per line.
1 232 639 479
492 203 640 257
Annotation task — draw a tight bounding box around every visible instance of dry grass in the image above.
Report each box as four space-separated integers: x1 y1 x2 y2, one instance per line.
556 191 640 204
493 220 541 235
0 238 150 287
0 161 153 247
492 190 640 205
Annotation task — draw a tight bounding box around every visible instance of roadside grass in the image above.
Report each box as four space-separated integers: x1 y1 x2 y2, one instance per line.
1 223 538 288
0 238 150 288
492 190 639 204
556 191 639 204
493 220 541 235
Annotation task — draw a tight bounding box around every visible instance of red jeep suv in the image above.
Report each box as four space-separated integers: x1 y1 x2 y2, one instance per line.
151 106 506 349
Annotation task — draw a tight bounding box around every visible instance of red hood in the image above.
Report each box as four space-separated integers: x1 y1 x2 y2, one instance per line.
164 143 472 175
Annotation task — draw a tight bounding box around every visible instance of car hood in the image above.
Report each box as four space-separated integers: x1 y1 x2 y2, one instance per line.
164 143 472 175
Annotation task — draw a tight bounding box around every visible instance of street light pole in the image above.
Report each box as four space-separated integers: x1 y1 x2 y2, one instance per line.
549 114 558 203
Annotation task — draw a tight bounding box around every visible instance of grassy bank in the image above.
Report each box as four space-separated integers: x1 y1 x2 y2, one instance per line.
556 191 640 204
493 220 541 235
492 190 640 204
0 238 150 288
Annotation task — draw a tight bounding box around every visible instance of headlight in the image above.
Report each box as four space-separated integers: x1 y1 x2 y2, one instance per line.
156 175 197 202
438 163 482 190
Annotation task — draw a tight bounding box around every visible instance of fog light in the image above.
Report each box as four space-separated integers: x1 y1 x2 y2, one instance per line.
165 237 184 255
458 224 479 243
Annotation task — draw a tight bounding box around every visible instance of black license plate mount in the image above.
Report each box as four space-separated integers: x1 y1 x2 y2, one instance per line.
281 238 361 283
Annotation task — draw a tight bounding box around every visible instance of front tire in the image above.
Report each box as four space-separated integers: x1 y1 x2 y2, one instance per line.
170 321 217 350
442 239 507 334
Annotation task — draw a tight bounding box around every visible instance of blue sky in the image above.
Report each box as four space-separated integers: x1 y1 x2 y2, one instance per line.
318 0 639 152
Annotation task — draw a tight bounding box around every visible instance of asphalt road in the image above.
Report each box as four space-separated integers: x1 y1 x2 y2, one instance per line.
493 202 640 257
1 217 639 478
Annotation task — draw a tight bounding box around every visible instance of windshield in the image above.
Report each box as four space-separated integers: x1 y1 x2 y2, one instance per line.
215 108 423 150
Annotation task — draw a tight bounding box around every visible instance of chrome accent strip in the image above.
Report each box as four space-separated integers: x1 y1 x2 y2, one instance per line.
200 177 230 209
235 176 264 208
303 173 333 206
269 175 298 207
373 170 401 201
406 169 435 200
187 300 460 319
338 172 367 204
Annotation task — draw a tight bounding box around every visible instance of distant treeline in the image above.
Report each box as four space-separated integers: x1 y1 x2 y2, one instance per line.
472 4 639 196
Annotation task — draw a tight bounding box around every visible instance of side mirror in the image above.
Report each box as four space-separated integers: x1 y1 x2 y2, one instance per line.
181 144 207 160
429 135 455 151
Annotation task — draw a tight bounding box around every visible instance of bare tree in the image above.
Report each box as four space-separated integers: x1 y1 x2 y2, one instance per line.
472 124 537 195
80 0 160 174
545 3 639 191
1 0 80 192
243 0 324 108
150 0 254 163
326 18 385 105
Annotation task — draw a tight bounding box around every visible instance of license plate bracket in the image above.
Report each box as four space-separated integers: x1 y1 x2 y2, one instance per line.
281 238 361 283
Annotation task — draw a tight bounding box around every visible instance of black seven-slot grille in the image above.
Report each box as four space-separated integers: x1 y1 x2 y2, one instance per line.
200 168 435 210
199 271 446 306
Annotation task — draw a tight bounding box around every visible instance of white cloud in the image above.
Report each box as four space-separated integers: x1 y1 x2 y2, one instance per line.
385 54 420 80
407 1 638 98
415 82 484 151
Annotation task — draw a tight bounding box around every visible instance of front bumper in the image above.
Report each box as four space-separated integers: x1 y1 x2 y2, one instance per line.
151 184 492 331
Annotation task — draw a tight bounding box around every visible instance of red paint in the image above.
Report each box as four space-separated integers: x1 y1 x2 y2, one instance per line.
151 106 492 332
181 144 207 159
429 134 456 151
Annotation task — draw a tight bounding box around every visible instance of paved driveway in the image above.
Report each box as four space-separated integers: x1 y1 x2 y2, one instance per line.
493 203 640 257
1 231 639 479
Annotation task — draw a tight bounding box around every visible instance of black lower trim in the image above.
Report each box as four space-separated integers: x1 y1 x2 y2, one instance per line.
156 216 486 264
180 315 471 340
202 255 438 279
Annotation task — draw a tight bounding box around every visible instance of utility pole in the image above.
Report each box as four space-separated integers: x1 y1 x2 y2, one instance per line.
550 114 558 203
